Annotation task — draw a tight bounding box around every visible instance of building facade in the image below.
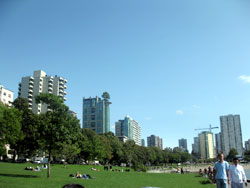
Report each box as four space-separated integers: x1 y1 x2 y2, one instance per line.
141 139 145 147
215 133 222 155
115 115 141 145
82 92 111 134
147 135 163 149
245 139 250 151
199 131 215 159
192 136 200 156
0 85 13 107
18 70 67 114
220 115 243 156
178 138 188 152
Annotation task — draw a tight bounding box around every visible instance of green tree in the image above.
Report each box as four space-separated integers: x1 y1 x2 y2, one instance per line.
244 150 250 162
180 152 191 163
0 102 23 160
100 132 123 165
11 98 40 160
227 148 238 162
35 93 80 178
78 128 105 164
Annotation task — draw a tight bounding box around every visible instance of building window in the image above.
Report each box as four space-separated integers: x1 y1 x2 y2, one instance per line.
91 108 95 113
91 122 95 127
91 115 95 120
8 94 11 98
3 92 6 96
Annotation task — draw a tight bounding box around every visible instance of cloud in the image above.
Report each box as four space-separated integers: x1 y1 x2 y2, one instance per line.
144 117 152 120
192 104 200 109
176 110 184 115
238 75 250 83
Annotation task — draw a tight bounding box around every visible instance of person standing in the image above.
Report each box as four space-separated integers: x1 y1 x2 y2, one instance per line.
213 153 230 188
229 157 247 188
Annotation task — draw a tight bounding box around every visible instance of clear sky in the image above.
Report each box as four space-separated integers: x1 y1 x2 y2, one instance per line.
1 0 250 151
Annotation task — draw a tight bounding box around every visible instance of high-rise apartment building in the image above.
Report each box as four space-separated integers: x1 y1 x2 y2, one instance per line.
0 85 13 107
82 92 111 134
115 115 141 145
141 139 145 147
220 115 243 156
245 139 250 151
178 138 188 152
147 135 163 149
215 133 222 155
199 131 215 159
18 70 67 114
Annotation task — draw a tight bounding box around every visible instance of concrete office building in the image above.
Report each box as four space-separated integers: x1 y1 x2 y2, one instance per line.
141 139 145 147
199 131 215 159
192 136 200 157
220 115 243 156
115 115 141 145
179 138 188 152
147 135 163 149
82 92 111 134
0 85 13 107
245 139 250 151
18 70 67 114
215 133 222 155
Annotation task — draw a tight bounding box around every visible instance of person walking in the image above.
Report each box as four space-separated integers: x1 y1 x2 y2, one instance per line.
213 153 230 188
229 157 247 188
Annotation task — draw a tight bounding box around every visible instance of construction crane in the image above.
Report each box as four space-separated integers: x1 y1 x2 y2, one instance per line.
194 124 219 133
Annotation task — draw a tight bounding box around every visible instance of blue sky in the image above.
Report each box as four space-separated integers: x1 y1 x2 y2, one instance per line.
1 0 250 151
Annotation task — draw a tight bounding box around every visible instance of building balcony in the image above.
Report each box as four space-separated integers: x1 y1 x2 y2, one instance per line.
64 91 67 95
18 92 21 96
64 79 67 83
48 82 53 86
28 93 33 97
64 85 67 89
18 83 21 87
28 97 32 102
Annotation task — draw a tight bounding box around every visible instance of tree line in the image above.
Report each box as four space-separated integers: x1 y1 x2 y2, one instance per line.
1 93 192 177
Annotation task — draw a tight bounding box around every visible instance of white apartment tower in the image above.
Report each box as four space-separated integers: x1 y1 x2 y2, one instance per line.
220 115 243 156
18 70 67 114
0 85 14 107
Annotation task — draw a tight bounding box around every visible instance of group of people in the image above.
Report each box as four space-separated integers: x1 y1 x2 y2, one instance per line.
213 153 248 188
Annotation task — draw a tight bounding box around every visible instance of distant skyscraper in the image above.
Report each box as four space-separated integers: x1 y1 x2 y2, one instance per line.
82 92 111 134
220 115 243 156
215 133 222 155
245 139 250 151
18 70 67 114
141 139 145 147
0 85 13 107
192 137 200 156
147 135 163 149
115 115 141 145
178 138 188 152
199 131 215 159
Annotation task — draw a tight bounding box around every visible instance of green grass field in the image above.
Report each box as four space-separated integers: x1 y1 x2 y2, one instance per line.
0 162 215 188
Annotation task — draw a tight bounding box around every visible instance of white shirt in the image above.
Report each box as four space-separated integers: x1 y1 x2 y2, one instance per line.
229 164 247 184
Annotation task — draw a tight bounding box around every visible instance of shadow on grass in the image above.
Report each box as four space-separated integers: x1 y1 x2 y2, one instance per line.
0 173 38 178
200 180 212 185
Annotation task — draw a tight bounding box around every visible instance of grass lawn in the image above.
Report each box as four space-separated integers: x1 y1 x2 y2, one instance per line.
0 162 215 188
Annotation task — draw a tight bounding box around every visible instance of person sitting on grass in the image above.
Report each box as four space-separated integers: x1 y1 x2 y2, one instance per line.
62 184 85 188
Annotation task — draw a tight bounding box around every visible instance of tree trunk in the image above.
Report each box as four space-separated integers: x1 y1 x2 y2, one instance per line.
47 151 51 178
12 149 16 163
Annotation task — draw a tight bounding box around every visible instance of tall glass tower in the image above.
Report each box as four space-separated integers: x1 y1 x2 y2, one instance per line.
82 92 111 134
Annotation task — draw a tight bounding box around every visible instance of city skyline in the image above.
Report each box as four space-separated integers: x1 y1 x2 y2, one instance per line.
1 0 250 151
